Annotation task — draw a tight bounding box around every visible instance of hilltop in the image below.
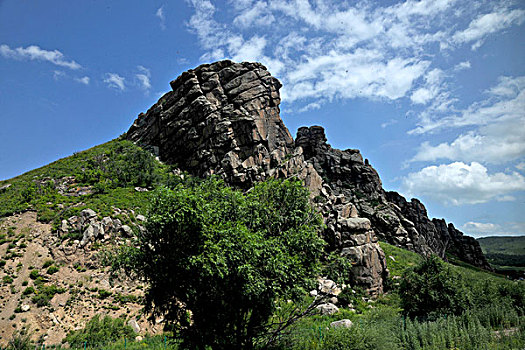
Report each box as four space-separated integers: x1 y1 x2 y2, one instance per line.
0 60 508 348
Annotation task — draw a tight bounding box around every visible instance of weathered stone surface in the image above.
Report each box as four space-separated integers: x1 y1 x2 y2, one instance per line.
330 319 353 328
126 60 492 295
317 303 339 315
127 60 293 189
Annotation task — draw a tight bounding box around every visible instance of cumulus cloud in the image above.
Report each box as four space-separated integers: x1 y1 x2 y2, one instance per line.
402 162 525 205
185 0 524 112
452 7 525 50
461 221 525 237
75 76 90 85
410 76 525 164
0 44 81 69
454 61 471 71
136 65 151 90
103 73 125 90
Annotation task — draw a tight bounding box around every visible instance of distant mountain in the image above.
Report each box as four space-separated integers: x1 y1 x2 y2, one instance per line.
477 236 525 271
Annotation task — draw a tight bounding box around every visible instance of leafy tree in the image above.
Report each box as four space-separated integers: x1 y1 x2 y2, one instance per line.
119 178 325 349
399 255 472 320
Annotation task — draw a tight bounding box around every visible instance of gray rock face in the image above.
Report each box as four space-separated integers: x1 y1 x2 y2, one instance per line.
127 60 294 188
126 60 491 294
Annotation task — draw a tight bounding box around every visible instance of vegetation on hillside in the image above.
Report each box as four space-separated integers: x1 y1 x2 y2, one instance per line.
0 137 178 228
114 178 326 349
478 236 525 271
1 138 524 349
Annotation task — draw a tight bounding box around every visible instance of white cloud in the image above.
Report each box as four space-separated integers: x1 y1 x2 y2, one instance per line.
75 76 90 85
103 73 125 90
410 76 525 134
452 8 525 50
233 1 275 28
517 162 525 171
402 162 525 205
156 6 166 30
0 44 81 69
462 221 525 238
186 0 525 112
410 76 525 164
53 70 66 80
410 69 445 105
136 65 151 90
454 61 471 71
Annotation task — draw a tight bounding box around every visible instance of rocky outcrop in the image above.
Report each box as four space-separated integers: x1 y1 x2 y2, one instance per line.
433 219 491 270
296 125 489 270
126 60 491 293
127 60 293 188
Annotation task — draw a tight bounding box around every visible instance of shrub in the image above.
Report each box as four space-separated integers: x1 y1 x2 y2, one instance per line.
22 286 34 295
98 289 112 299
46 265 59 274
65 315 135 347
42 260 54 269
118 178 325 349
399 255 471 320
29 270 39 280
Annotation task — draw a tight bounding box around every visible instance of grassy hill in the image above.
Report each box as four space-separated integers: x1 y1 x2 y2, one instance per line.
1 139 524 349
478 236 525 272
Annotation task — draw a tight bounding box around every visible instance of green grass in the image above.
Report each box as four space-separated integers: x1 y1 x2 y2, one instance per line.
0 137 179 231
379 241 423 277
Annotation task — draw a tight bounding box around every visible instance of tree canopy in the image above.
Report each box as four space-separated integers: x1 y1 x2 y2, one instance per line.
120 177 325 349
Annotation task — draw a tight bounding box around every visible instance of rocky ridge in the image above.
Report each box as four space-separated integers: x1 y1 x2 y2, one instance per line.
126 60 491 294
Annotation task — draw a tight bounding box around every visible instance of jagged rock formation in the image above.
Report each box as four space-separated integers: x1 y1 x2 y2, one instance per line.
127 60 293 188
127 60 491 293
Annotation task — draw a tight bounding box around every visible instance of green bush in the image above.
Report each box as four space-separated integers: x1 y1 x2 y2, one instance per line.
97 289 112 299
46 265 59 274
118 178 325 349
42 260 54 268
65 315 135 347
29 269 39 280
399 255 471 320
22 286 34 295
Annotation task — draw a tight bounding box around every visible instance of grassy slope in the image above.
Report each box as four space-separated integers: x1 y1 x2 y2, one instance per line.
478 236 525 255
477 237 525 270
0 137 177 230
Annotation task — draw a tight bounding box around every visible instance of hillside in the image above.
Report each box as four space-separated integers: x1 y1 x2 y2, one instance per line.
0 139 178 344
0 60 514 348
478 236 525 273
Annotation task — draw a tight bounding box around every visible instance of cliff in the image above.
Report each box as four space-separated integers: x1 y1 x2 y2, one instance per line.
127 60 491 293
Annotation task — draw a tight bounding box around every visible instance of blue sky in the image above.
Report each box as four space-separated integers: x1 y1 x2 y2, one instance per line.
0 0 524 238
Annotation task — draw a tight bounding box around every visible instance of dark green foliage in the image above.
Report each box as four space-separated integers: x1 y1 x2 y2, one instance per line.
22 286 34 295
118 178 325 349
31 284 65 307
3 275 13 284
321 253 353 285
65 315 135 347
29 270 39 280
97 289 112 299
46 265 59 274
42 260 54 268
399 255 471 320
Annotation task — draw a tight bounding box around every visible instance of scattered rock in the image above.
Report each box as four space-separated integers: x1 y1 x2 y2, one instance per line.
120 225 133 237
128 319 141 333
330 319 353 328
316 303 339 315
21 304 30 312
